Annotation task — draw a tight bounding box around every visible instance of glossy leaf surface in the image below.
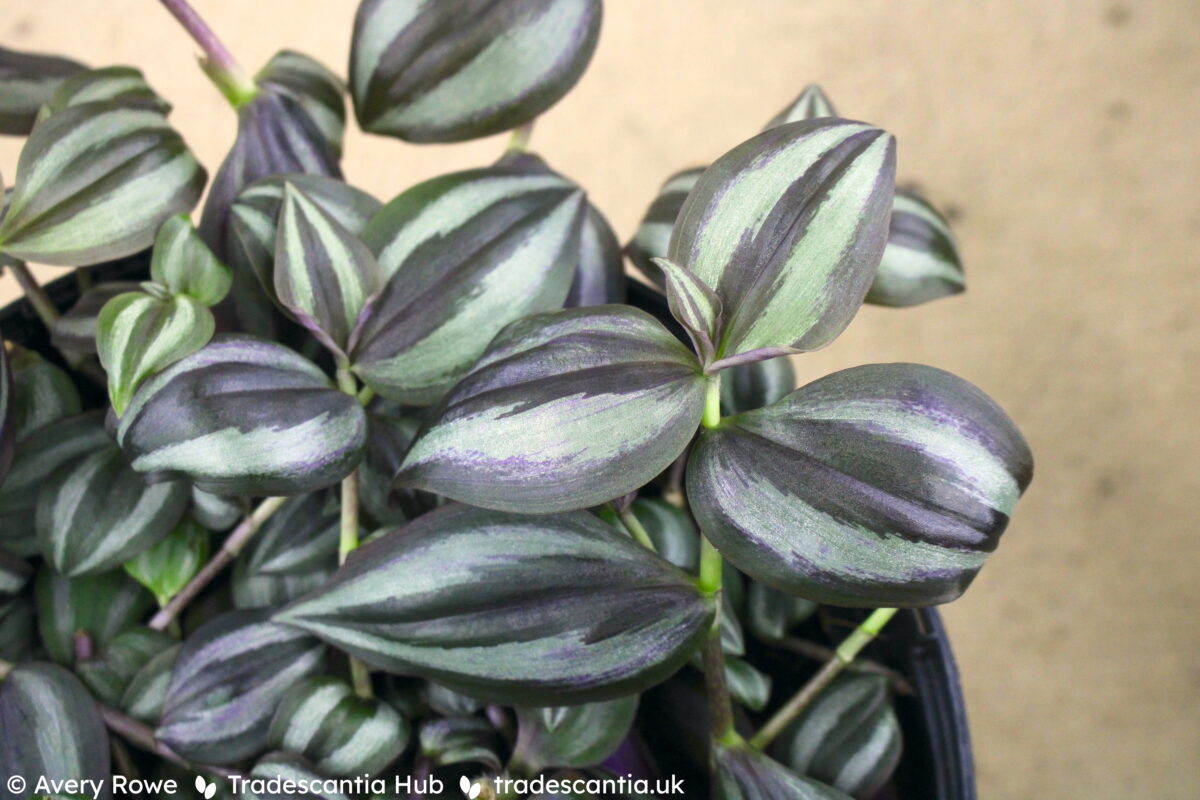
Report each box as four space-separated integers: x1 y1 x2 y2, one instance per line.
511 696 638 773
866 189 965 308
149 214 232 306
35 567 153 666
277 505 714 704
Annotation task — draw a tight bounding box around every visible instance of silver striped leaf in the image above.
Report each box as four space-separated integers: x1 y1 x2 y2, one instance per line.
97 290 215 415
199 85 341 338
0 45 85 135
232 492 340 610
157 609 327 764
50 282 142 355
719 356 795 416
0 102 206 266
190 486 243 532
511 696 638 774
687 362 1034 607
351 165 587 404
34 566 154 666
395 306 707 512
37 442 190 576
420 681 484 717
669 119 896 365
625 167 704 287
275 183 383 361
714 744 852 800
276 504 715 705
745 580 817 642
770 673 902 799
763 83 837 129
0 339 12 489
494 150 626 308
229 174 381 306
418 716 501 771
0 662 110 800
0 595 34 661
150 214 232 306
257 50 346 158
75 626 175 706
0 411 110 556
723 656 772 712
115 336 368 496
45 65 171 116
123 516 211 607
350 0 602 142
245 753 350 800
866 188 965 307
359 411 426 527
119 642 179 724
267 675 409 777
0 548 31 599
651 257 723 364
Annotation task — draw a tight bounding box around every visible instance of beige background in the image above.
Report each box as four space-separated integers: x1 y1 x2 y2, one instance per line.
3 1 1198 797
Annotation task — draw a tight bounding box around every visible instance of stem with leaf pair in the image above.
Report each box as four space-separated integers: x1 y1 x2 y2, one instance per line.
335 366 373 699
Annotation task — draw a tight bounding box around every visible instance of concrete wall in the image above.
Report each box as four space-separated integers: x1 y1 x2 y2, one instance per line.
3 2 1197 796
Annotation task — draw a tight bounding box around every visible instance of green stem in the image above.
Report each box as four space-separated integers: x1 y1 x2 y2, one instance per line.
701 626 739 745
701 375 722 428
506 119 536 152
9 260 59 327
617 506 657 552
749 607 899 750
158 0 258 108
148 496 287 630
698 534 723 597
336 367 373 699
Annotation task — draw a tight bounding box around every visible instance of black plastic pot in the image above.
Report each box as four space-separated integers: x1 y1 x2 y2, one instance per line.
0 264 976 800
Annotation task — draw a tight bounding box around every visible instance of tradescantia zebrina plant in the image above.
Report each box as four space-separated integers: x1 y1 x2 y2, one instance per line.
0 2 1032 799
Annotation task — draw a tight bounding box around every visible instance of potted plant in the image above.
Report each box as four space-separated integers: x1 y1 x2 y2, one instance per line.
0 2 1032 799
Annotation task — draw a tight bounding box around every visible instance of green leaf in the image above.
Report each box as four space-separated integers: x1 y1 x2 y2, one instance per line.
232 492 340 610
687 363 1033 606
275 182 383 360
6 343 81 439
745 580 816 642
119 643 179 724
770 673 902 799
38 443 190 576
34 566 154 666
351 165 586 404
669 119 896 364
625 167 704 287
0 663 110 799
189 486 242 531
395 306 707 513
257 50 346 158
229 174 381 306
97 290 215 415
350 0 602 142
0 412 110 556
150 214 232 305
75 626 175 706
45 65 171 116
719 356 795 416
276 505 715 705
0 102 206 265
267 676 409 778
124 516 211 607
0 45 86 135
50 281 142 354
714 743 852 800
511 696 638 773
763 83 837 129
866 189 964 307
652 257 723 364
723 656 772 712
157 610 327 764
116 336 368 496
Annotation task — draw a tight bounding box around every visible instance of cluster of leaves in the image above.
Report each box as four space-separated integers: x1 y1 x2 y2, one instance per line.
0 2 1031 800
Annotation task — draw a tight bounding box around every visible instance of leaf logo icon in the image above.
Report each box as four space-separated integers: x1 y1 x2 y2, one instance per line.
459 775 481 799
194 776 216 799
